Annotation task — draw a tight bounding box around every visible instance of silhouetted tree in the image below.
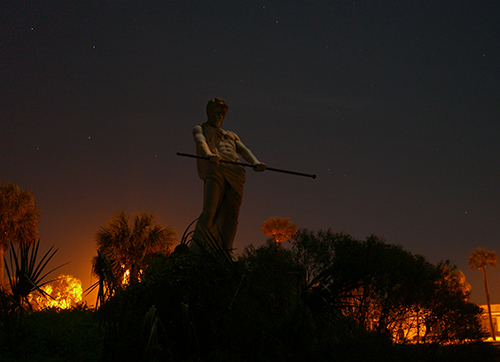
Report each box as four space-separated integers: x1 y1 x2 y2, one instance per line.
0 182 39 287
92 211 176 285
291 230 485 343
261 217 298 247
413 260 484 343
290 229 344 286
437 261 471 298
469 247 497 340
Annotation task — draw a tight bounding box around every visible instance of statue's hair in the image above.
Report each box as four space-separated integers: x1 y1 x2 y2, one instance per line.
206 98 229 116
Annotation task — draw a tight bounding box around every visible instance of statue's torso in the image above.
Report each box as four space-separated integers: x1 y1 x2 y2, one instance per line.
196 123 246 191
200 123 239 162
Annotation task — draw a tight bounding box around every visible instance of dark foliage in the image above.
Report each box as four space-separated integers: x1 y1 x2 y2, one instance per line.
92 230 496 361
0 306 100 362
3 229 498 361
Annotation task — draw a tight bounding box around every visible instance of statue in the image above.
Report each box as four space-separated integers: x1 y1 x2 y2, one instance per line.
191 98 266 254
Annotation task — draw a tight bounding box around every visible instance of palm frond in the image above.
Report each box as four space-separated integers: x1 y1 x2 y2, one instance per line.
180 218 198 246
86 250 121 310
4 239 67 309
192 226 234 266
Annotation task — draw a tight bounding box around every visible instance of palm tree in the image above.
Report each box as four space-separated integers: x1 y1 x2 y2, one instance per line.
92 211 176 285
0 182 40 287
468 247 497 340
261 217 298 247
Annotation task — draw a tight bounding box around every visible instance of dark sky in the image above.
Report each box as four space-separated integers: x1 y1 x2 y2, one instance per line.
2 0 499 305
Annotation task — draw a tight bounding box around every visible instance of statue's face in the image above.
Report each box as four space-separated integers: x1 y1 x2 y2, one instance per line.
207 106 227 128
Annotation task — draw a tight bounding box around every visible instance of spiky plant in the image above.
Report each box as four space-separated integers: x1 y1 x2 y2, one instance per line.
4 239 67 310
87 250 121 310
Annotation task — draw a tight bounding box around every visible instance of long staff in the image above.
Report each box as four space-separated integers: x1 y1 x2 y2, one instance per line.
176 152 316 179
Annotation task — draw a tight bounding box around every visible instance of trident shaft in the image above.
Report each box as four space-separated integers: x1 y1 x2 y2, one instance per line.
176 152 316 179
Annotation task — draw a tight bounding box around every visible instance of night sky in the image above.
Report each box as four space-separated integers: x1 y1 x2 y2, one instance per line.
2 1 499 305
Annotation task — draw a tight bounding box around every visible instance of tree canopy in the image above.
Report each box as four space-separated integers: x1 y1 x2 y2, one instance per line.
0 182 40 286
288 229 484 344
92 211 176 285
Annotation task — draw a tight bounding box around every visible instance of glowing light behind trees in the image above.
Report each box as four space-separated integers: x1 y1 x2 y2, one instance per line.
29 274 83 310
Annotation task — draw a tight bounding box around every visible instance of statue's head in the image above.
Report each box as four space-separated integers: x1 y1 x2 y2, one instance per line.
206 98 228 127
206 98 228 116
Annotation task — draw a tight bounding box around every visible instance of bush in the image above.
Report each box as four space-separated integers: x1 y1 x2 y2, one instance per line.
0 306 101 362
94 231 499 361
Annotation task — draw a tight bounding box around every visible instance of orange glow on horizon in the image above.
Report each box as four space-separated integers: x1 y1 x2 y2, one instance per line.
29 274 83 310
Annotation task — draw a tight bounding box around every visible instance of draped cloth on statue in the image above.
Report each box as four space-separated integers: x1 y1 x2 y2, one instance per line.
196 122 246 196
193 122 246 251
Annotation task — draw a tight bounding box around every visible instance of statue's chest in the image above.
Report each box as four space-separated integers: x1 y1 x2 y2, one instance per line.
212 130 235 146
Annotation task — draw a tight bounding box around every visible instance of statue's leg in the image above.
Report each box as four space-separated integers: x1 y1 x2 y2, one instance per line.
200 177 223 230
220 185 243 251
191 177 226 253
